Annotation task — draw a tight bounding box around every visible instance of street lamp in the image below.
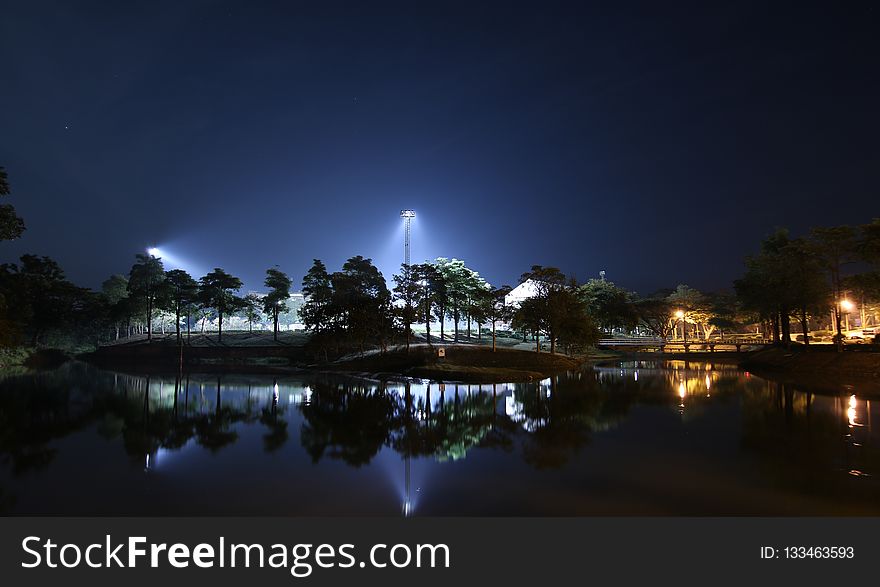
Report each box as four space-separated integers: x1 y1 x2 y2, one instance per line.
840 299 854 333
400 209 415 267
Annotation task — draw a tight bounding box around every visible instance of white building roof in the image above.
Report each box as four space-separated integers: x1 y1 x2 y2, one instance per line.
504 279 540 306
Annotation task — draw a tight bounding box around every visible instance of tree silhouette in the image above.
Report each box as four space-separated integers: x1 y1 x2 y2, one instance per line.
128 253 165 341
164 269 198 344
0 166 25 241
197 268 243 342
263 267 292 341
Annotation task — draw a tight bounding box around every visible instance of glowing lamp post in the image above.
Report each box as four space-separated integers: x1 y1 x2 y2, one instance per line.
400 209 415 267
675 310 686 345
840 299 854 333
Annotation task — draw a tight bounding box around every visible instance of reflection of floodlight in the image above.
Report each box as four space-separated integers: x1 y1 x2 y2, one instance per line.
147 247 161 257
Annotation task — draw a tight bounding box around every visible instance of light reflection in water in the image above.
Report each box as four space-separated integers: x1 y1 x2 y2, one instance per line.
3 361 880 516
848 394 860 428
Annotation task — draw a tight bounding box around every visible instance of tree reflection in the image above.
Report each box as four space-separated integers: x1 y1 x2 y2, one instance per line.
6 360 876 506
388 382 498 463
740 380 880 505
510 373 631 469
300 380 396 466
0 364 94 474
1 364 640 476
259 380 288 453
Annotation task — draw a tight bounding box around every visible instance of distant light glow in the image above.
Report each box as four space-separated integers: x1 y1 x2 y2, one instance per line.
675 310 685 319
142 245 196 273
840 299 854 312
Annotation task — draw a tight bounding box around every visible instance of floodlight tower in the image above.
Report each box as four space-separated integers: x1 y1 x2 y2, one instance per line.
400 209 415 266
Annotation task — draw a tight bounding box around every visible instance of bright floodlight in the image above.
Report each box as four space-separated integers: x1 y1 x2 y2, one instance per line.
840 299 854 312
675 310 685 319
399 209 415 266
147 247 161 257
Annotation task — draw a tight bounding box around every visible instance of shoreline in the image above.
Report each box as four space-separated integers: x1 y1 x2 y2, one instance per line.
80 341 590 382
318 344 588 382
10 342 880 389
739 347 880 393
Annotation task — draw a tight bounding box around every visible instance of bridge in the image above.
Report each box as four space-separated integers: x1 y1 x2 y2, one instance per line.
597 336 772 353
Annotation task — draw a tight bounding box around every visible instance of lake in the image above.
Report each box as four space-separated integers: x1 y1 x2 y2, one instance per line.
1 360 878 515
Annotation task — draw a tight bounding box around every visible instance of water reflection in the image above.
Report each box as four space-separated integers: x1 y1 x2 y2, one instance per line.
1 361 879 515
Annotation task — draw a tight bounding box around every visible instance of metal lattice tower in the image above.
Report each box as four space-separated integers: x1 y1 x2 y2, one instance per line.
400 209 415 266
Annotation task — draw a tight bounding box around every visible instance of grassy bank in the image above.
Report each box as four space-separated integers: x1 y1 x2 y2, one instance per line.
0 347 73 370
84 332 604 381
88 333 306 371
322 344 587 382
740 347 880 391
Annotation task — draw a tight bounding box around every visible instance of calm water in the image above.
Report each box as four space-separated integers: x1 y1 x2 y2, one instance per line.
1 361 878 516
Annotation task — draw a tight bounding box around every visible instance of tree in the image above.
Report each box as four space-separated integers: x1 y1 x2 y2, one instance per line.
522 266 566 354
860 218 880 267
555 292 600 354
0 255 94 347
392 263 422 351
667 284 707 343
101 274 129 340
633 295 675 339
433 258 473 342
483 285 513 352
781 239 827 345
414 262 443 345
0 166 25 241
849 219 880 322
264 267 292 341
197 268 243 342
163 269 198 343
241 293 263 333
811 225 858 349
464 273 490 340
330 256 392 354
736 230 828 345
702 291 740 339
513 266 595 354
512 296 544 352
127 253 165 341
577 279 637 334
300 259 334 334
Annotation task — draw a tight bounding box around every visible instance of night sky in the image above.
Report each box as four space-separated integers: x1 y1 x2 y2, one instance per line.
2 1 878 294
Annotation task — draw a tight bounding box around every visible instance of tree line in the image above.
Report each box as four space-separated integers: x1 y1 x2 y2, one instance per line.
3 165 879 357
734 222 880 347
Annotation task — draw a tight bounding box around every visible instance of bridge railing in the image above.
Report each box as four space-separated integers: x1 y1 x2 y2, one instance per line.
598 336 772 351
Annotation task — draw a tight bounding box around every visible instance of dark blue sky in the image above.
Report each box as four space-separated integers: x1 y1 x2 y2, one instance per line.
2 0 878 294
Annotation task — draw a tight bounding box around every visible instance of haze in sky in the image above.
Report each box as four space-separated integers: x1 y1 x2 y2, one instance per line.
2 1 878 294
